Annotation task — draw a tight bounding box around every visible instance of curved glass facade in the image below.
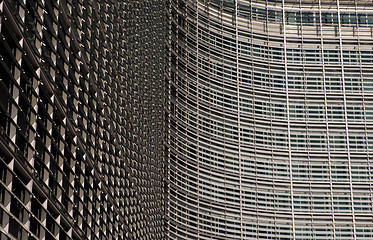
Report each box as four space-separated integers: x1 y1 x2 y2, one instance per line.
168 0 373 239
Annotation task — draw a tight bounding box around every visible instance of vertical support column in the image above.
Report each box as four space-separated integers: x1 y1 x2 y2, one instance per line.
318 1 336 239
336 1 357 239
234 0 243 238
281 1 295 238
166 0 172 237
166 0 171 236
196 0 200 238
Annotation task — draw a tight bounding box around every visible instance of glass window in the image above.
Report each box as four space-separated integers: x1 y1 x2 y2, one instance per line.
340 13 350 26
302 12 314 25
286 12 296 24
358 13 367 26
322 13 333 26
367 14 373 24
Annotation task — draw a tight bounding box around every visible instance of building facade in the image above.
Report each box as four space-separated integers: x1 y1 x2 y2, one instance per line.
2 0 373 239
168 0 373 239
0 0 166 239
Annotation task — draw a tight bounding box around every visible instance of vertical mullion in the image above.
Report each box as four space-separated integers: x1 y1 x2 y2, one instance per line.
318 1 336 239
336 0 357 239
234 0 243 238
281 0 295 239
196 0 200 238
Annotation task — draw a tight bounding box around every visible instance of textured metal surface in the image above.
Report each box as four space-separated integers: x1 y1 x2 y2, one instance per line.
168 0 373 239
0 0 166 239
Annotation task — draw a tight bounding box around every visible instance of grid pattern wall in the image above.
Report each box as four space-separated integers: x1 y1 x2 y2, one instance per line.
0 0 166 239
168 0 373 239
